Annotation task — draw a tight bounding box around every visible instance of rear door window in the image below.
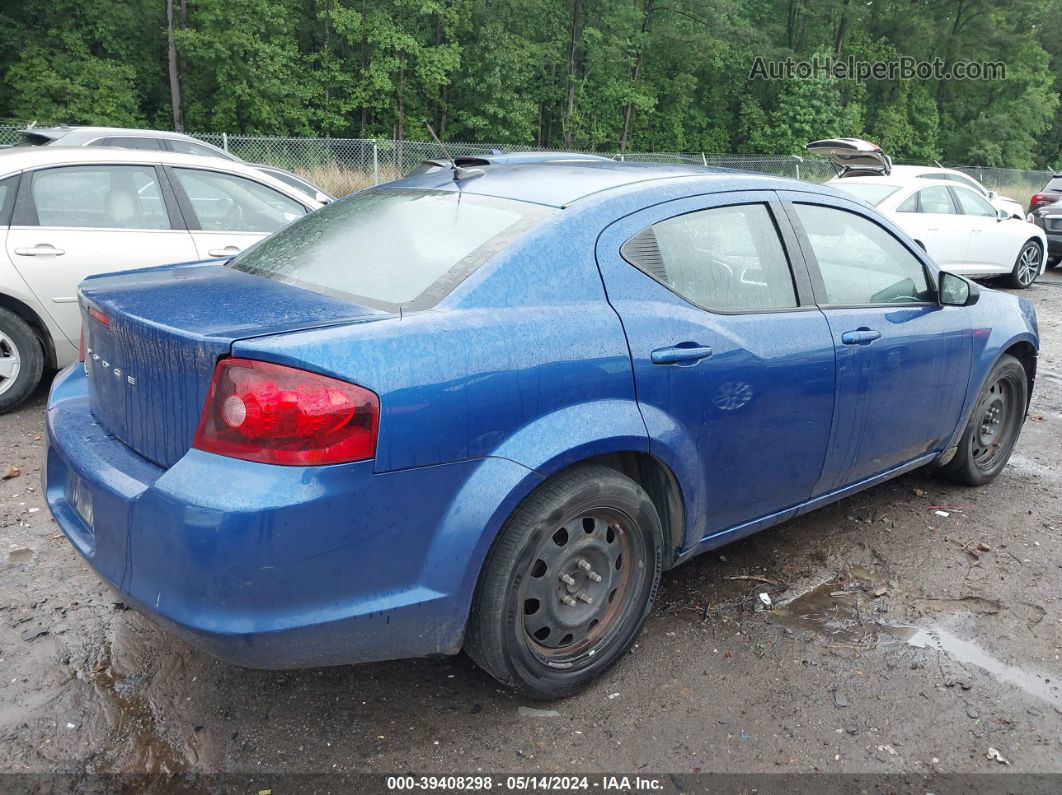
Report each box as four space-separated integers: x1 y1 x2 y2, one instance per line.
620 203 798 312
229 187 555 310
29 166 171 229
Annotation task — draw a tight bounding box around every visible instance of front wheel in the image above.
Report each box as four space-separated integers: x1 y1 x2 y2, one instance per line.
1006 240 1042 289
941 354 1027 486
465 465 663 700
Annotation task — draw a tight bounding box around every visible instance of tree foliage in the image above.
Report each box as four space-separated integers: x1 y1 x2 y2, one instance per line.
1 0 1059 167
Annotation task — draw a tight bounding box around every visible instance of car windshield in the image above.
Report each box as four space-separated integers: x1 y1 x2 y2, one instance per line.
1045 177 1062 191
229 187 556 310
834 182 901 206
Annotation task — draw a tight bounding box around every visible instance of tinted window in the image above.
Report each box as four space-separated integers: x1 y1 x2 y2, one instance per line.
167 139 231 159
102 136 162 151
230 188 554 309
953 187 996 217
794 204 932 305
622 204 797 312
174 169 306 233
31 165 170 229
1046 177 1062 191
916 186 957 214
834 183 900 206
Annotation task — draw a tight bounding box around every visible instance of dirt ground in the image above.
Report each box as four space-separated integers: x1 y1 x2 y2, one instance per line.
1 274 1061 790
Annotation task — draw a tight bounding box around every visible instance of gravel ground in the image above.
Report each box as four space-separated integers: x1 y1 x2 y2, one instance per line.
1 275 1061 789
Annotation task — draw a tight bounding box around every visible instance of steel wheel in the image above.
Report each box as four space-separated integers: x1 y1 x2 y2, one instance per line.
519 508 646 667
970 374 1021 472
1010 241 1042 288
0 330 21 397
465 464 662 699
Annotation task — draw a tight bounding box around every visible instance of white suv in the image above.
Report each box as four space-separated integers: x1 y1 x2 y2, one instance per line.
0 147 327 412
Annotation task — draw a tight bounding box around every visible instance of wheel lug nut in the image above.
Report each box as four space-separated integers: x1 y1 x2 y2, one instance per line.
588 571 602 583
560 573 576 586
577 559 591 572
561 595 577 607
578 592 593 604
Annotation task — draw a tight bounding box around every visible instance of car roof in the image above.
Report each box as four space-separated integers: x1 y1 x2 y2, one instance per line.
0 146 319 203
391 160 798 207
20 125 203 141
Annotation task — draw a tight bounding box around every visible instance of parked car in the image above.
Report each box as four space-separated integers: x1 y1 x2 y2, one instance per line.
1027 174 1062 213
1028 198 1062 265
14 125 332 201
44 162 1037 699
0 147 327 412
13 125 237 160
833 176 1047 288
808 138 1026 219
408 150 614 176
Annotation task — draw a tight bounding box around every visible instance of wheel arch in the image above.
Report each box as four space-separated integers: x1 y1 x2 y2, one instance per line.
0 292 57 369
1003 339 1037 409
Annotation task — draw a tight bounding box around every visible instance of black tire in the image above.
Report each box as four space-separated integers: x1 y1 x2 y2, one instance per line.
942 354 1027 486
1006 239 1043 289
465 464 663 700
0 307 44 414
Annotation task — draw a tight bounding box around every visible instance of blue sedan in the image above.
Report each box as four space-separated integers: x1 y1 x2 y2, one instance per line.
44 161 1038 699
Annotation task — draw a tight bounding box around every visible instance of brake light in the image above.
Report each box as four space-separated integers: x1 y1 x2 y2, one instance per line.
193 358 379 466
88 307 109 326
1030 193 1054 208
78 327 86 363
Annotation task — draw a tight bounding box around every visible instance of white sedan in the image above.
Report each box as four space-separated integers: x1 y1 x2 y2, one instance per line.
808 138 1026 219
833 176 1047 290
0 147 327 412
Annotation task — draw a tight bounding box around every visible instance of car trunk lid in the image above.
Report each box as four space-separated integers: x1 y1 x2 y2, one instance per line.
80 263 391 468
807 138 892 176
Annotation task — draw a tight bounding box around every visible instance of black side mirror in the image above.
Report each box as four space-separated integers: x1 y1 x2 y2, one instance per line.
939 271 980 307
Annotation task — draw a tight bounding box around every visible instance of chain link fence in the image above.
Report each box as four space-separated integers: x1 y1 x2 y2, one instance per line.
0 123 1051 201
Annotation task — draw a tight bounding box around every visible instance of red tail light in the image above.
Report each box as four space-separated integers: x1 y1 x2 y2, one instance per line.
88 307 110 326
193 359 379 466
1030 193 1054 208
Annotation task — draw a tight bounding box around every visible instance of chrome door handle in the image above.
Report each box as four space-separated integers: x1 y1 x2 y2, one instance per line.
14 244 65 256
207 245 241 257
650 344 713 365
841 328 882 346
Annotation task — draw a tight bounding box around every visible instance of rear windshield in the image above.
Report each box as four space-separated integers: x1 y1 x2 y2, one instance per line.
229 188 555 310
1045 177 1062 191
834 182 901 206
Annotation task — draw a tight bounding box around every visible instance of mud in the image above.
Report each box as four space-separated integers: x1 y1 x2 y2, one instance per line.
2 275 1062 780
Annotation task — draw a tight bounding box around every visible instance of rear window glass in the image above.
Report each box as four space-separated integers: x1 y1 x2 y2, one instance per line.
834 183 900 206
229 188 555 310
1046 177 1062 191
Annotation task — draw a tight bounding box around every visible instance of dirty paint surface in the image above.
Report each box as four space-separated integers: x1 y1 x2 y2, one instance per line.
2 275 1062 780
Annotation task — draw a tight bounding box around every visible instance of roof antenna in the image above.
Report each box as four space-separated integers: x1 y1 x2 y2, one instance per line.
424 120 484 182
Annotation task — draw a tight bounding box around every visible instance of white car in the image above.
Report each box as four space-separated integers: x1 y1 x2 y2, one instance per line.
0 147 327 411
832 175 1047 290
808 138 1026 219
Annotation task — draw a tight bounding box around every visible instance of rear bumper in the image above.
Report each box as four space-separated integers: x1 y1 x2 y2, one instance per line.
45 365 536 668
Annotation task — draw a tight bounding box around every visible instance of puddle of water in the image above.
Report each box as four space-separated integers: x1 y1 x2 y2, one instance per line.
774 578 1062 708
907 627 1062 708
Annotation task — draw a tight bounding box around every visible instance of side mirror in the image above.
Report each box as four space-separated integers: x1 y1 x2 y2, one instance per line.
939 271 980 307
996 208 1009 221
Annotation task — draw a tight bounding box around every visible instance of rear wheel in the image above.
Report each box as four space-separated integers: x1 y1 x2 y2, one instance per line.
0 308 44 414
1006 240 1042 288
942 354 1027 486
465 465 662 700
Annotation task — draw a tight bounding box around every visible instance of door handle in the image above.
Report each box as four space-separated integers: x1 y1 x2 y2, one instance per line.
840 328 882 346
14 244 65 257
650 344 713 365
207 245 241 257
